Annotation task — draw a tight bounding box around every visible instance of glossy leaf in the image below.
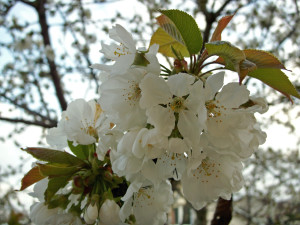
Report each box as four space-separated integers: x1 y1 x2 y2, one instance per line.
45 176 71 202
150 27 189 57
206 41 245 72
248 68 300 101
22 147 84 165
210 15 234 42
47 194 69 209
157 9 203 56
37 163 81 177
19 166 45 191
244 49 287 70
132 52 150 66
68 141 90 160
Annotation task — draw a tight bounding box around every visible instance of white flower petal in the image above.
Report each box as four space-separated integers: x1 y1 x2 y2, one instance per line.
140 73 171 108
205 71 225 100
99 69 147 129
167 73 195 97
182 152 244 210
110 24 136 52
121 181 173 225
216 83 249 108
146 105 175 135
168 138 189 153
178 110 201 147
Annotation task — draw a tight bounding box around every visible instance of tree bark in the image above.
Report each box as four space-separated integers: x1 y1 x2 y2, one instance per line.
35 0 68 111
211 197 233 225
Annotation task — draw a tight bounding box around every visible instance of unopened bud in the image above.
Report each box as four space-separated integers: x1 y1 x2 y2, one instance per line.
84 204 98 224
99 199 121 225
174 59 188 73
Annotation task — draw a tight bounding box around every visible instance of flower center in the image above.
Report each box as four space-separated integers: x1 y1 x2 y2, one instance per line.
114 43 130 57
195 157 221 179
86 126 97 137
133 187 154 208
170 96 185 113
124 81 141 104
205 100 226 122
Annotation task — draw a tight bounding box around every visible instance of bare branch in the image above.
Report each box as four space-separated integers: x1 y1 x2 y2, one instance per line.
35 0 67 111
0 116 56 128
78 0 100 93
215 0 232 17
0 93 57 125
211 197 233 225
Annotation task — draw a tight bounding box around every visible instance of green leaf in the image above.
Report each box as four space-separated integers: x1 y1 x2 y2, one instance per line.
150 27 189 57
248 68 300 101
45 176 71 202
47 194 69 209
68 141 91 160
19 166 45 191
156 9 203 56
132 52 150 67
206 41 245 72
22 147 85 165
37 163 82 177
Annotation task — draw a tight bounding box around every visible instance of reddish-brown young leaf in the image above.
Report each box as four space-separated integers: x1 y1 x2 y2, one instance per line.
210 15 234 42
244 49 287 70
19 166 45 191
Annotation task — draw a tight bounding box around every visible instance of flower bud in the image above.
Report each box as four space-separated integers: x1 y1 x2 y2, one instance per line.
84 203 99 224
99 199 121 225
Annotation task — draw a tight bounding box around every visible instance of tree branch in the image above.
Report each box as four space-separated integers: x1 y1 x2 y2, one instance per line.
0 93 57 125
211 197 233 225
78 0 100 93
196 0 233 47
0 116 56 128
34 0 68 111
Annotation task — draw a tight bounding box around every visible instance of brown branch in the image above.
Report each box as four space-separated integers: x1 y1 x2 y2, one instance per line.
19 0 36 7
211 197 233 225
0 116 56 128
196 0 233 50
0 93 57 125
24 0 67 111
78 0 100 93
215 0 232 17
277 25 299 49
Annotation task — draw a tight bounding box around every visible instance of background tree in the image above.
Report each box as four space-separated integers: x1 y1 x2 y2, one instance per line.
0 0 299 224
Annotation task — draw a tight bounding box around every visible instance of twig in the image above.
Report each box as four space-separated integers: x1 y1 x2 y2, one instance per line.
0 116 56 128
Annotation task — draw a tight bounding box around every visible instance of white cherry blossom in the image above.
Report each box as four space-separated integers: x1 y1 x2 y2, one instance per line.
182 151 244 210
140 72 206 152
99 68 148 130
47 99 105 146
120 181 174 225
91 24 160 75
202 72 267 159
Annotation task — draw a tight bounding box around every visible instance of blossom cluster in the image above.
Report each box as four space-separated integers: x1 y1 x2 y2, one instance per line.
27 24 268 225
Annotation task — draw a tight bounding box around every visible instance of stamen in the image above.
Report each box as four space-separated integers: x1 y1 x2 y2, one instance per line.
169 97 185 113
